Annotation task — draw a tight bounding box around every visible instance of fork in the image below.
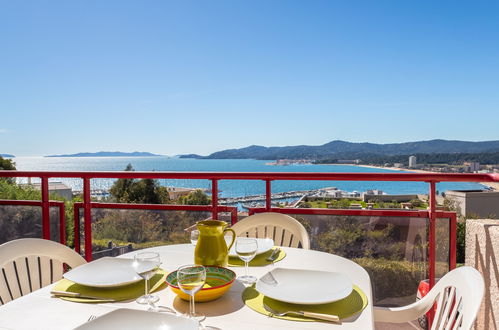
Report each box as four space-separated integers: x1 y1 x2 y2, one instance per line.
263 303 340 322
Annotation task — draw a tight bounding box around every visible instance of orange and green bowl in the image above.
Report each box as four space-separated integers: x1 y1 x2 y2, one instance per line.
166 266 236 302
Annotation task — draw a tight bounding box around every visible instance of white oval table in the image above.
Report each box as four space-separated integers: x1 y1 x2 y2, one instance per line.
0 244 374 330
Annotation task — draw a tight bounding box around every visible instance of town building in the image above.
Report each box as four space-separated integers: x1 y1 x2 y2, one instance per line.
21 182 73 200
166 187 198 200
445 189 499 219
336 159 361 164
464 161 480 173
408 155 417 168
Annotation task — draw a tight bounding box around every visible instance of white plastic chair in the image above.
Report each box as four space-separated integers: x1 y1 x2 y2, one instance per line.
231 212 310 249
374 266 484 330
0 238 86 305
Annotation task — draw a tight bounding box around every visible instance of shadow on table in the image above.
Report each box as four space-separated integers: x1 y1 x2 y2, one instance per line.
173 281 246 317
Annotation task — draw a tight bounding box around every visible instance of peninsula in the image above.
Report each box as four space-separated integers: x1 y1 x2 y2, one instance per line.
46 151 163 157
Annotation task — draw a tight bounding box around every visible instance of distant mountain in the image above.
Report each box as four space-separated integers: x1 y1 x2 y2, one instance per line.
0 154 14 158
203 140 499 160
178 154 204 159
46 151 163 157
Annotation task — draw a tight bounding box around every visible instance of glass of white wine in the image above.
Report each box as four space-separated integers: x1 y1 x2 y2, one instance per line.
177 264 206 321
132 252 161 304
236 238 258 284
190 229 200 245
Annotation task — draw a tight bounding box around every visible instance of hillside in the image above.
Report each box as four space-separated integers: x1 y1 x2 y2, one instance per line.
178 154 204 159
204 139 499 160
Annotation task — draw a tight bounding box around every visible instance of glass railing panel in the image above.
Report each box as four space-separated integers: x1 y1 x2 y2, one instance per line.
79 209 211 259
243 213 433 307
436 217 450 277
0 205 43 244
0 205 62 244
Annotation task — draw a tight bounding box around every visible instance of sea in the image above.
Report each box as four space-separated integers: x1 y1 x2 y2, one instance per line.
11 156 485 199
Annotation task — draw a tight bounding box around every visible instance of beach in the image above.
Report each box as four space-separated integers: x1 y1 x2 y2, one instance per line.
324 164 499 191
322 163 434 174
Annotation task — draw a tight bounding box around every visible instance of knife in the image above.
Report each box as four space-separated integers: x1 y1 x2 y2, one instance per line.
266 248 280 262
292 310 340 322
51 291 116 301
263 303 340 322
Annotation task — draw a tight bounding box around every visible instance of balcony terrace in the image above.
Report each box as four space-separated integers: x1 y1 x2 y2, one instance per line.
1 170 498 329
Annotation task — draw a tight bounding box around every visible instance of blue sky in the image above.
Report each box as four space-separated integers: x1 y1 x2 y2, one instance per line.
1 1 498 156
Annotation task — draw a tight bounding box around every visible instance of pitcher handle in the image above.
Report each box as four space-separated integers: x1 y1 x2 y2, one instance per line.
224 228 236 251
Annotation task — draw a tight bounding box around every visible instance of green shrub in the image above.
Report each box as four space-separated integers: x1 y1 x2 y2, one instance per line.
92 238 173 252
457 220 465 263
354 258 450 305
354 258 426 305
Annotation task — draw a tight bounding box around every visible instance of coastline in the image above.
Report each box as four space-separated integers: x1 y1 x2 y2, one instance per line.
481 182 499 191
320 163 434 174
321 163 497 191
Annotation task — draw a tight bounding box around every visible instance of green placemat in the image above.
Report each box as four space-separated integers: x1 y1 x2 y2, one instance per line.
229 248 286 267
242 284 368 322
52 269 168 303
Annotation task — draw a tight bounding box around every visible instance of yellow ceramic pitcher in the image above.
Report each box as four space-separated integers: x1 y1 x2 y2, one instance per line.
194 220 236 267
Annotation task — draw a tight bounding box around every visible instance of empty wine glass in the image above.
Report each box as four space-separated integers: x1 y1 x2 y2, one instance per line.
190 229 200 246
236 238 258 284
132 252 161 304
177 264 206 321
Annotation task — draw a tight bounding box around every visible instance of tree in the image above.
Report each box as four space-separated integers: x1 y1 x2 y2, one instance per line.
109 164 169 204
109 164 136 202
0 157 15 170
179 190 211 205
0 157 16 184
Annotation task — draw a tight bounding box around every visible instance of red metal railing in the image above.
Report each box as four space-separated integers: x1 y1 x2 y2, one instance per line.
1 170 498 323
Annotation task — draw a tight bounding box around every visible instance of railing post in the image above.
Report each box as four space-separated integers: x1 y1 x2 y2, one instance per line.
41 177 50 240
83 178 92 261
58 203 66 245
74 204 81 254
428 181 437 326
211 179 218 220
449 212 457 270
230 207 238 225
265 179 271 211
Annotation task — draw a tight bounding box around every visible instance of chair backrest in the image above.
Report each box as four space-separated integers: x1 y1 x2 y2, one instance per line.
374 266 484 330
0 238 86 305
428 266 484 330
231 212 310 249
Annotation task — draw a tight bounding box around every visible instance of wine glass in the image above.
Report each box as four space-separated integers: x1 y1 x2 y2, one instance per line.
177 264 206 321
236 238 258 284
132 252 161 304
190 229 200 245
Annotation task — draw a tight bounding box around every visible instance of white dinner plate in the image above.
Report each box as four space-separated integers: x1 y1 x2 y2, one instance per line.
73 308 198 330
63 257 154 287
256 268 353 305
226 237 274 257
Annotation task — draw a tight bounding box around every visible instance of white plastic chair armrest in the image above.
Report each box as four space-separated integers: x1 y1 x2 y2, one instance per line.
374 287 439 323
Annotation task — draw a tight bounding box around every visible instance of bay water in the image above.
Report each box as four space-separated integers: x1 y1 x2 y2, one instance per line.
12 156 484 197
